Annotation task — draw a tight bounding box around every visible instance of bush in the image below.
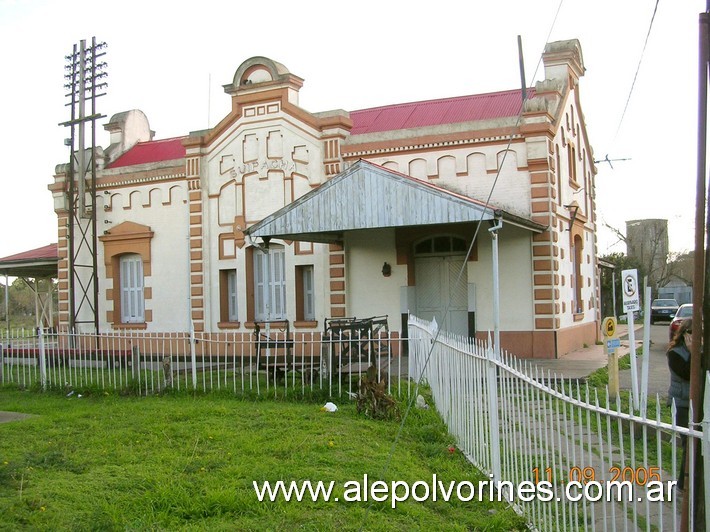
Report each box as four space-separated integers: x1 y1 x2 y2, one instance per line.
356 365 400 420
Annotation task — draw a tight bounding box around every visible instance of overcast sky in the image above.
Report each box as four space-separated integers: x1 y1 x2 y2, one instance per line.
0 0 704 261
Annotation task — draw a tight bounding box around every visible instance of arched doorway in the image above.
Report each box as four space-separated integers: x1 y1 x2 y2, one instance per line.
414 236 469 336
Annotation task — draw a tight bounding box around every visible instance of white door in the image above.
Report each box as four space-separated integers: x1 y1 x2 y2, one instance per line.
415 255 468 336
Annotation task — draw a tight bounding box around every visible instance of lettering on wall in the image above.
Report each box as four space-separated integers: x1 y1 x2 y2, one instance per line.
229 158 297 180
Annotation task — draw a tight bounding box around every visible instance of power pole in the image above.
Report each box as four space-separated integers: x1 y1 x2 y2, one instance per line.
59 38 107 334
685 6 709 531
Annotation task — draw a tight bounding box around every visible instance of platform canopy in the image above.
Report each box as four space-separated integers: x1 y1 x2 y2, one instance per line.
245 159 546 243
0 243 59 279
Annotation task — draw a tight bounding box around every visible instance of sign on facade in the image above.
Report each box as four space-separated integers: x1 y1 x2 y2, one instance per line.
621 269 640 312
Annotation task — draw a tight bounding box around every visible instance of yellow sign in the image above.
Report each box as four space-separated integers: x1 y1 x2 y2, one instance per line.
602 317 617 338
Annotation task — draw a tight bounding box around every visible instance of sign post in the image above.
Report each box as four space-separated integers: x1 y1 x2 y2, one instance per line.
603 317 620 400
621 269 640 410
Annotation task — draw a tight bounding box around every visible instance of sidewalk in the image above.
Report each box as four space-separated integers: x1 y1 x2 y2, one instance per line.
527 324 641 381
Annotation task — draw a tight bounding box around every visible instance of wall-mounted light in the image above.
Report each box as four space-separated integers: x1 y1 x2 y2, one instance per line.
381 262 391 277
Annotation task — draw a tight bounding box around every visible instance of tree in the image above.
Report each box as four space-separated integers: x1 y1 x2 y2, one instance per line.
666 250 694 285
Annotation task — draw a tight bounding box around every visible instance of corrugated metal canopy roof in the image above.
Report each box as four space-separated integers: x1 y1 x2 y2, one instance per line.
244 160 545 243
0 243 58 278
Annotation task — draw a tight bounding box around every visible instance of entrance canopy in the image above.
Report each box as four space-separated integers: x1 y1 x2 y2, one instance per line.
0 243 58 278
245 160 546 243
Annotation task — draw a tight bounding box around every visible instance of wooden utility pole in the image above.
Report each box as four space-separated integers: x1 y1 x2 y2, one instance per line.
685 6 709 531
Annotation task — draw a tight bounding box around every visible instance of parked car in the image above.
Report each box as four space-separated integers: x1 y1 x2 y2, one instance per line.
650 298 679 324
669 303 693 339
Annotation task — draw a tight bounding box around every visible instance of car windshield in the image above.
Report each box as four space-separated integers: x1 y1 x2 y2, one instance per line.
677 305 693 317
653 299 678 307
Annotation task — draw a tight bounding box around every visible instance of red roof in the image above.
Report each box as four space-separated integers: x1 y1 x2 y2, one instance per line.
0 243 58 263
108 136 187 169
349 88 534 135
104 89 532 168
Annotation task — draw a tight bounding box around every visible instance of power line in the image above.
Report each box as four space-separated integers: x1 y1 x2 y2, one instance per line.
612 0 662 144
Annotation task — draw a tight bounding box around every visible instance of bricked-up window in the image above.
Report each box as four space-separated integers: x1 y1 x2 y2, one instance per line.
120 254 144 323
296 265 315 321
219 269 238 322
254 245 286 320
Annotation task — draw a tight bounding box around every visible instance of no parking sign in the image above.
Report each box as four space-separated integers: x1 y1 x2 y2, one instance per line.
621 269 640 313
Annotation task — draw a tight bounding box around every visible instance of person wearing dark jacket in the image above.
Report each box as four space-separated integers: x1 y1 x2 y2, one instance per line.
667 318 692 490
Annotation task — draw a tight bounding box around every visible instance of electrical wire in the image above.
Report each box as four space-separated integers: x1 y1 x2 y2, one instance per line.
612 0 662 144
358 2 565 529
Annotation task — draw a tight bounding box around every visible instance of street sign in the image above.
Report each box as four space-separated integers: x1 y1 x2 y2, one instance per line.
602 316 617 338
621 269 640 312
606 338 621 354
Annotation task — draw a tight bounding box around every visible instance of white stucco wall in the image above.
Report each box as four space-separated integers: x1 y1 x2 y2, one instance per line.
468 225 535 332
96 182 190 332
201 109 331 330
366 141 531 217
345 229 404 330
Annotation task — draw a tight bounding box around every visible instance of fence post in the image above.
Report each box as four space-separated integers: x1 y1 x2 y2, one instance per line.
131 345 140 383
38 327 47 390
189 321 197 389
486 338 502 483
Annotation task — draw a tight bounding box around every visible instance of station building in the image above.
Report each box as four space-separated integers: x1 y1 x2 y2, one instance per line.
50 39 599 358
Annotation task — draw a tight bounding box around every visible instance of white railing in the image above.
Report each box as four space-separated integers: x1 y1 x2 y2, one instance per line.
408 315 706 532
0 327 408 398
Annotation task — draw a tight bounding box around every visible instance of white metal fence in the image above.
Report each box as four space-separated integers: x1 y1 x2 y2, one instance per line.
408 315 708 532
0 326 408 398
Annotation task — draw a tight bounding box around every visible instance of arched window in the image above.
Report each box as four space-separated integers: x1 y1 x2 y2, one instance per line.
119 254 144 323
415 236 468 255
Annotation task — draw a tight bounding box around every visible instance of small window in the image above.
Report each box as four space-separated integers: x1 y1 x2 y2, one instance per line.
572 235 583 314
227 270 238 321
296 265 315 321
220 269 238 322
119 254 144 323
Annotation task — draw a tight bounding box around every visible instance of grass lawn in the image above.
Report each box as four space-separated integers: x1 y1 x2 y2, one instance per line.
0 388 525 531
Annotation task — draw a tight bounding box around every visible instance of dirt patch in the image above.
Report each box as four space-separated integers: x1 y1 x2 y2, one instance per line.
0 411 33 424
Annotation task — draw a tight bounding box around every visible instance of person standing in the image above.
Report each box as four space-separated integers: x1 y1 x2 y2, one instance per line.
667 318 692 490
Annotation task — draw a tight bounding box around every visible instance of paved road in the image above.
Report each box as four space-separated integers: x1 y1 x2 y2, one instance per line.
618 321 672 399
